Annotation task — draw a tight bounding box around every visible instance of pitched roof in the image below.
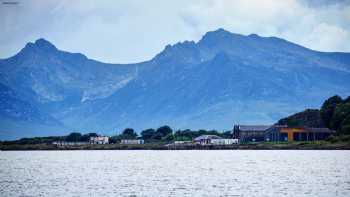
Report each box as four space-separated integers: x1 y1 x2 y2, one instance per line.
194 135 222 141
238 125 271 132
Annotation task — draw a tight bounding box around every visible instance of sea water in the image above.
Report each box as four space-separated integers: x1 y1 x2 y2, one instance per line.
0 150 349 196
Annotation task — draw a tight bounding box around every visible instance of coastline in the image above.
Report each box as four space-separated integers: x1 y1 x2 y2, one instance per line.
1 141 350 151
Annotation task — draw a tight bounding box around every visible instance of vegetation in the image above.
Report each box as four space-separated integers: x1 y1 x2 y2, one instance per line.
138 126 232 143
0 125 232 147
326 135 350 143
104 125 233 143
320 95 350 135
65 132 82 142
1 136 65 145
277 109 325 127
320 95 343 128
0 132 100 145
65 132 98 142
277 95 350 137
108 128 138 143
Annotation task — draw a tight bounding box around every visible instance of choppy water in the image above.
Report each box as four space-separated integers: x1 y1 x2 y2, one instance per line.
0 150 349 197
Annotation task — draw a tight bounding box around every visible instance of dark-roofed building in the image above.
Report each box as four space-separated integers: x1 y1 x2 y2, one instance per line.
265 126 335 142
233 125 272 142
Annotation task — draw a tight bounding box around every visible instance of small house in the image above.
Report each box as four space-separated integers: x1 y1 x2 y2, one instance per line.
120 139 144 144
174 141 192 145
193 135 222 145
52 141 89 146
90 136 109 144
211 138 239 145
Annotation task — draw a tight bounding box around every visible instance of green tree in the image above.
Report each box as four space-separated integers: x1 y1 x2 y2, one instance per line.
141 128 156 141
155 125 173 139
286 119 302 127
320 95 343 129
65 132 82 142
339 115 350 135
162 133 174 141
330 102 350 131
343 96 350 104
119 128 137 139
123 128 137 136
81 133 98 141
221 130 233 138
174 129 193 141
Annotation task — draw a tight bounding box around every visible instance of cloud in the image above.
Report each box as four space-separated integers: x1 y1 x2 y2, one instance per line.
300 0 350 8
0 0 349 63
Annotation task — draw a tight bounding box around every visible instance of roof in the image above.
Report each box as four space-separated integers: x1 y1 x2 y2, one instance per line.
194 135 222 141
121 139 143 141
307 127 335 133
238 125 272 132
268 125 335 133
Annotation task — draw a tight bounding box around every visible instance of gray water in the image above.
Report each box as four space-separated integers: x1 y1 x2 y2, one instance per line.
0 150 349 197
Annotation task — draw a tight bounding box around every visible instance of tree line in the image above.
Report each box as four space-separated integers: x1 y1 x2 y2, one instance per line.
110 125 232 143
2 126 232 145
1 132 100 145
320 95 350 135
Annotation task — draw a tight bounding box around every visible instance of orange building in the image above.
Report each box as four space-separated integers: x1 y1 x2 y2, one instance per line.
265 126 335 142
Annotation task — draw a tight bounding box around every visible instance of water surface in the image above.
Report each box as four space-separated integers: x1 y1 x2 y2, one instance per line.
0 150 349 196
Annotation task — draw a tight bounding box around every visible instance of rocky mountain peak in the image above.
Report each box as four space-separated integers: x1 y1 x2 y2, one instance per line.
20 38 58 56
33 38 57 50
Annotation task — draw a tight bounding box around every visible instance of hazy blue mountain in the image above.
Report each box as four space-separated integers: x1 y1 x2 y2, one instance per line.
0 38 144 139
1 29 350 139
0 83 65 139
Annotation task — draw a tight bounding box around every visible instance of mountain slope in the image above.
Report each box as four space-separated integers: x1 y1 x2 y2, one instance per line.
1 29 350 139
0 39 141 105
64 29 349 132
0 83 65 139
0 39 144 139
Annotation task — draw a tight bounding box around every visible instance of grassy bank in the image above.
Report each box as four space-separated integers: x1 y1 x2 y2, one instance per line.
1 140 350 150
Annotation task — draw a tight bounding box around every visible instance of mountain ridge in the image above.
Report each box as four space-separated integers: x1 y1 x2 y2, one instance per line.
1 28 350 139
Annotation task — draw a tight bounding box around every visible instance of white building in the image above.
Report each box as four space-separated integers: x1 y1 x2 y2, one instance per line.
52 141 89 146
211 138 239 145
193 135 238 145
174 141 192 144
90 136 109 144
194 135 222 145
120 139 144 144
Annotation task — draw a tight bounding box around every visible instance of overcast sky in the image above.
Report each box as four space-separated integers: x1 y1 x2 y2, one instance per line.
1 0 349 63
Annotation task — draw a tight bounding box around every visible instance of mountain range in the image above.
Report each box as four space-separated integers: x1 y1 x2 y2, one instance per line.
1 28 350 139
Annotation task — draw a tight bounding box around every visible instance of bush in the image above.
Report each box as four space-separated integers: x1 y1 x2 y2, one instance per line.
326 135 350 143
339 115 350 135
330 103 350 131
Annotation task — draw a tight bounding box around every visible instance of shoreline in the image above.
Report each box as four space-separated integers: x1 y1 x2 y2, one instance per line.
1 141 350 151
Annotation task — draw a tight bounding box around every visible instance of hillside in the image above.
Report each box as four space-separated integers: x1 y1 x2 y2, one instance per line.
277 109 325 128
1 29 350 139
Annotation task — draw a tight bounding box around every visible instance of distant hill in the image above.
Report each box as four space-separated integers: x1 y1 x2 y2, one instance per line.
277 109 325 128
1 29 350 139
